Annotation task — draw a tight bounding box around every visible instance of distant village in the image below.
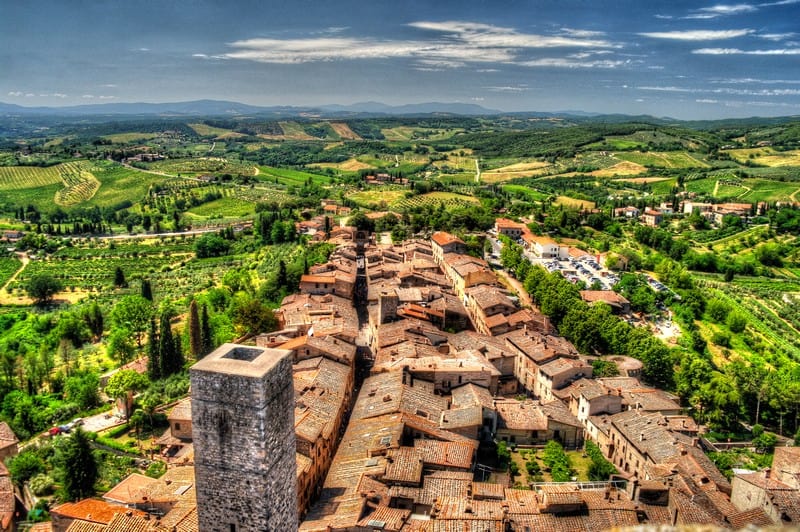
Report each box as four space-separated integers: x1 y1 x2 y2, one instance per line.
12 214 798 532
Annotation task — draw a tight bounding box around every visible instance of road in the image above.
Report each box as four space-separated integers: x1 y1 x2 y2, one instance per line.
495 268 534 308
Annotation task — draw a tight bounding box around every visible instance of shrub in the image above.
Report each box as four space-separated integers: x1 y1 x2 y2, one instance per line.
28 473 55 496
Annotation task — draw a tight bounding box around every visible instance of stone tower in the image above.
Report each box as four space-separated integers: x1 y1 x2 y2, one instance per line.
191 343 297 531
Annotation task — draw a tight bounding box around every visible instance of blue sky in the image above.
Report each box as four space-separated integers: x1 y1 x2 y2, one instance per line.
2 0 800 119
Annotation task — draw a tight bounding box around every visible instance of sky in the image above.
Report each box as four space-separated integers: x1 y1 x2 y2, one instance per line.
2 0 800 119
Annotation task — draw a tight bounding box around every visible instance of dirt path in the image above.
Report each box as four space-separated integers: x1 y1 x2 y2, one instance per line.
475 159 481 183
495 269 533 308
790 186 800 203
712 180 719 197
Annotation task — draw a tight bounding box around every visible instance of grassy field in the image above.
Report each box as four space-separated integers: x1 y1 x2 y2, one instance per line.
309 158 376 172
381 126 464 141
0 161 109 208
101 132 160 143
347 189 408 208
725 147 800 167
257 165 332 186
501 184 550 201
481 160 552 183
329 123 361 140
613 151 709 169
590 161 647 177
186 196 256 218
554 196 596 209
683 176 799 203
276 122 316 140
187 123 243 138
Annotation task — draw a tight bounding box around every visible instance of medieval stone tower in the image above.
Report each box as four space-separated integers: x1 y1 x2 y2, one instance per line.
191 343 297 531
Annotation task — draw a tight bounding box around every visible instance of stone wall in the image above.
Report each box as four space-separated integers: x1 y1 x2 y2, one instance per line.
191 344 297 531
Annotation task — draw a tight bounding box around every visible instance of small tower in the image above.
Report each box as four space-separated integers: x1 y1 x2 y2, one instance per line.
191 343 296 531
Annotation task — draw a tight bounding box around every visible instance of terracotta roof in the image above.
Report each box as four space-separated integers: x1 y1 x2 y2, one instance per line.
579 290 630 307
495 399 548 431
431 232 464 247
300 274 335 284
414 439 474 470
52 499 147 525
383 447 423 484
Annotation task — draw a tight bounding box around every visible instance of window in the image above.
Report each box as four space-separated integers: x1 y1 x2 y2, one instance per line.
174 423 181 431
230 525 236 532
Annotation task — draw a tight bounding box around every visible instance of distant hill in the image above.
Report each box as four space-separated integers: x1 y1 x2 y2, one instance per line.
0 99 502 118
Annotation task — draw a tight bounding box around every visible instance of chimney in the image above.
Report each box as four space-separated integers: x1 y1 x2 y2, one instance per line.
765 468 771 480
639 432 645 442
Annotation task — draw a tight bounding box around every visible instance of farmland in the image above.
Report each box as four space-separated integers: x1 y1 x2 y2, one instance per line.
147 158 258 177
347 189 408 208
394 191 480 210
724 147 800 167
613 151 710 169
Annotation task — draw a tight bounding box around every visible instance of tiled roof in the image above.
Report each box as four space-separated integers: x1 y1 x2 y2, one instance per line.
168 397 192 422
0 422 18 446
52 499 147 525
384 447 423 484
102 473 157 505
414 439 474 469
495 399 548 431
431 232 464 247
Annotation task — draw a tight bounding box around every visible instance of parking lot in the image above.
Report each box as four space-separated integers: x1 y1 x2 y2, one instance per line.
535 254 619 291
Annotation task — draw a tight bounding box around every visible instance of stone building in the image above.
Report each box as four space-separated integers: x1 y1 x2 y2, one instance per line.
191 344 297 531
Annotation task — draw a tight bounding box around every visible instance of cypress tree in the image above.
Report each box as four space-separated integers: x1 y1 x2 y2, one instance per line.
140 278 153 301
113 266 127 288
147 317 160 380
158 312 176 377
188 299 202 359
58 428 98 501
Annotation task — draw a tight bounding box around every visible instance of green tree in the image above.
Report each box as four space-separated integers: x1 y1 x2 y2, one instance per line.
7 450 45 486
232 295 278 337
147 318 160 380
56 428 98 500
26 274 63 306
82 302 104 340
107 327 136 364
64 372 100 410
104 369 149 420
110 295 154 348
727 311 747 334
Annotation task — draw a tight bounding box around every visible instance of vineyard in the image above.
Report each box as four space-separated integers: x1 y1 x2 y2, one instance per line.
147 158 258 176
613 151 710 169
393 191 480 210
0 256 21 289
257 166 332 186
0 165 65 189
54 164 101 206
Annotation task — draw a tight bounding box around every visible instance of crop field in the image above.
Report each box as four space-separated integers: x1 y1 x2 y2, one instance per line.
381 126 463 141
725 147 800 167
554 196 596 209
101 132 160 143
276 122 315 140
481 161 553 183
683 176 798 203
590 161 648 177
501 184 550 201
257 165 331 186
55 164 101 206
0 256 21 289
394 191 480 210
432 155 478 172
0 163 74 189
309 158 376 172
347 189 408 208
148 157 257 177
613 151 709 169
329 123 361 140
186 196 256 218
188 123 244 138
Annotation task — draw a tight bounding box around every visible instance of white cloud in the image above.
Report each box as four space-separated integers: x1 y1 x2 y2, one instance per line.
693 47 800 54
82 94 95 99
24 93 35 97
639 29 753 40
696 99 720 103
759 33 797 41
7 91 23 97
486 86 529 92
559 27 606 38
138 47 150 52
98 95 116 100
101 84 117 88
471 97 485 101
223 20 619 66
697 4 758 15
520 57 628 68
